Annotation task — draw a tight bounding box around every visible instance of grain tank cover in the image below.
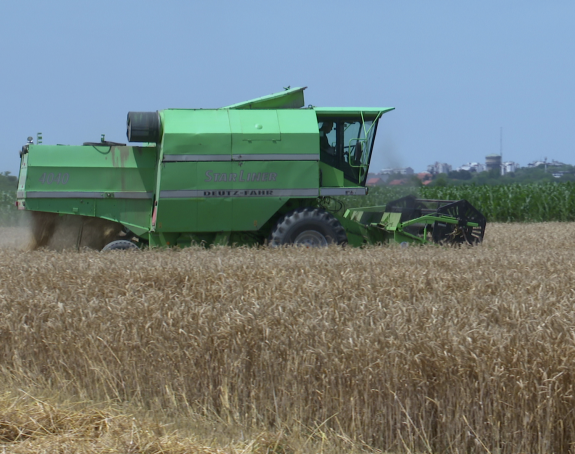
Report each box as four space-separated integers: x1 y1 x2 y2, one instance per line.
224 87 307 110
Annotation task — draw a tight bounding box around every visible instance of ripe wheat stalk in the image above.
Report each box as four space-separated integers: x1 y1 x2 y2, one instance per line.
0 222 575 453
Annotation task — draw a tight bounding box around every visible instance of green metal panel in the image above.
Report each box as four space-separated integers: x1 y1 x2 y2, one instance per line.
197 161 235 190
23 198 93 217
230 160 318 231
228 109 318 156
157 162 198 191
319 162 344 187
155 199 198 232
155 161 233 232
95 199 152 229
148 232 180 248
335 212 390 247
343 176 363 187
21 197 150 234
161 109 231 156
224 86 306 109
155 159 318 233
20 145 156 231
277 109 320 153
25 145 156 192
232 198 286 232
229 160 318 191
228 110 280 156
159 108 318 159
197 197 232 232
196 161 232 231
239 110 281 141
154 162 198 232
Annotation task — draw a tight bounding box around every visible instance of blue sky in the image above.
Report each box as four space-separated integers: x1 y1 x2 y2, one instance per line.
1 1 574 175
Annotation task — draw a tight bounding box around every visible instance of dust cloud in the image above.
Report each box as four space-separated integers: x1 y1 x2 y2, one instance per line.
27 212 123 251
0 211 33 250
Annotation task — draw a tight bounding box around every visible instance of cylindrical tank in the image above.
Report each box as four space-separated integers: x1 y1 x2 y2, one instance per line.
485 154 502 171
127 112 162 143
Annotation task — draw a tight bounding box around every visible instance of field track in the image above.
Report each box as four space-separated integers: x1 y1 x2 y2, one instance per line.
1 223 575 453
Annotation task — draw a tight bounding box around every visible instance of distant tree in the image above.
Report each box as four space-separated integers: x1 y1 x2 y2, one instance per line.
407 175 423 187
559 173 575 182
487 168 501 179
0 172 17 191
432 173 449 187
448 169 472 180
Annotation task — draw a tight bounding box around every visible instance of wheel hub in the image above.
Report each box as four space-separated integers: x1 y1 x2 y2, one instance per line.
294 230 328 247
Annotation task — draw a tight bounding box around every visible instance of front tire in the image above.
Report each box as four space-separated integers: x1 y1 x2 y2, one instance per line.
269 207 347 247
101 240 140 252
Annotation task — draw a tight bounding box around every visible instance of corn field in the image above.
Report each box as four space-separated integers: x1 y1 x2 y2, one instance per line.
338 182 575 222
1 223 575 453
420 182 575 222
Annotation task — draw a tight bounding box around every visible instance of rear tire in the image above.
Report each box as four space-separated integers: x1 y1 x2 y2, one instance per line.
269 207 347 247
101 240 140 252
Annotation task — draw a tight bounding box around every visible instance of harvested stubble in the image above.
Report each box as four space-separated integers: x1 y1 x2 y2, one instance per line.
1 223 575 453
0 390 225 454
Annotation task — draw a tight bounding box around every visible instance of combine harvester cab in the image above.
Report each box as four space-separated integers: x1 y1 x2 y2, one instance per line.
16 87 486 250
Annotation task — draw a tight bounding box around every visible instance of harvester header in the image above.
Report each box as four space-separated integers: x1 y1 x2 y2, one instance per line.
16 87 485 250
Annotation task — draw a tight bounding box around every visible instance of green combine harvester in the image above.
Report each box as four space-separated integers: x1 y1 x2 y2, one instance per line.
16 87 486 250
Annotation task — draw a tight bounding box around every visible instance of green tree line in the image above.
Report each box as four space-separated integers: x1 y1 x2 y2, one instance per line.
0 172 20 226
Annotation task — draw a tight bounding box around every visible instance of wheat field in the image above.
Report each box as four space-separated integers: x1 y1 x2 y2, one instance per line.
1 223 575 453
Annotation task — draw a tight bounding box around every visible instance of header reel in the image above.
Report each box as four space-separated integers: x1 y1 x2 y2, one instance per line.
383 195 486 246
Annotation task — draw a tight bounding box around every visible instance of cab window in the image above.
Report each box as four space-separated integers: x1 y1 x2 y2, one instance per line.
318 118 378 185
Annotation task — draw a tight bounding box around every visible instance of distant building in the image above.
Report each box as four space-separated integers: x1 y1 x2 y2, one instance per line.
552 171 568 179
458 162 484 173
379 167 414 176
527 159 566 168
427 162 452 175
502 161 519 174
416 172 432 182
366 177 387 187
388 179 406 186
485 154 502 173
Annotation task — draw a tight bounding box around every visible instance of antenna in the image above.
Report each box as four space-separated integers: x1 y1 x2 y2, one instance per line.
500 127 503 175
